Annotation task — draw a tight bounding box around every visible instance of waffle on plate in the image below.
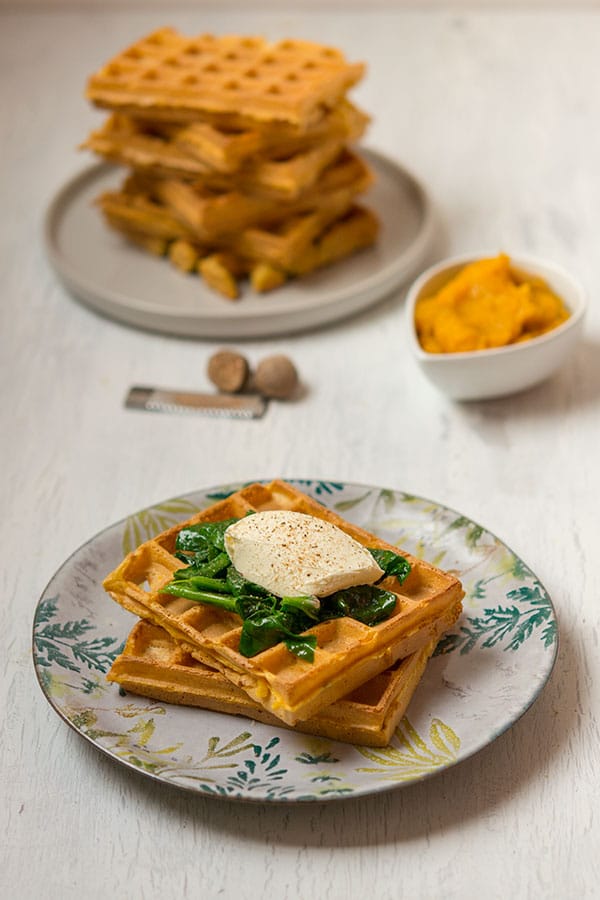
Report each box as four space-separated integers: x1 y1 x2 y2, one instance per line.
86 28 365 128
82 28 379 298
103 480 464 725
108 617 453 747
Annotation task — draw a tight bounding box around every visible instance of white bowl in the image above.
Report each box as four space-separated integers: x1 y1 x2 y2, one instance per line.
405 253 587 401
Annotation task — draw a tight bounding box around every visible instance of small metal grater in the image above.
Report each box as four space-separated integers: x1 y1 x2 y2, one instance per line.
125 386 267 419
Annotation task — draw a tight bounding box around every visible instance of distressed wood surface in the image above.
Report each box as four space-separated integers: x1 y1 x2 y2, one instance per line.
1 6 599 899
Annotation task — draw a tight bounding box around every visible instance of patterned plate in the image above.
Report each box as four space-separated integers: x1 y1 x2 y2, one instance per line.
32 480 557 803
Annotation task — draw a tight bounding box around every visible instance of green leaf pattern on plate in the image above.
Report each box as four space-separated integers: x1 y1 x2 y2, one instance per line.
356 717 461 781
295 480 345 497
62 687 461 798
121 497 202 554
33 597 123 675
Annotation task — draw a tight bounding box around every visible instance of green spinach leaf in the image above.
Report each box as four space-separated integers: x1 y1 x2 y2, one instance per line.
283 633 318 661
369 548 411 583
175 518 239 566
239 612 317 662
321 584 397 626
160 582 237 612
235 593 276 620
226 565 270 598
172 551 230 580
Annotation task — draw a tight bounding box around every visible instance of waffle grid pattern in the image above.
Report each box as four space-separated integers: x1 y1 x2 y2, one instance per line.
86 28 366 128
107 619 451 746
134 149 373 238
103 481 464 725
84 102 368 184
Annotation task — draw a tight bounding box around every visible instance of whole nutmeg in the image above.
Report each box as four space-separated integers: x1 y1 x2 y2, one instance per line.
254 354 299 400
207 349 249 393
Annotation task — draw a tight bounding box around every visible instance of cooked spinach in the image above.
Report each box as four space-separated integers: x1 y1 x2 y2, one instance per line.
280 633 318 661
161 518 411 662
238 611 317 660
234 592 276 621
369 548 411 583
225 564 270 598
320 584 398 626
161 582 237 611
174 519 237 566
280 595 321 621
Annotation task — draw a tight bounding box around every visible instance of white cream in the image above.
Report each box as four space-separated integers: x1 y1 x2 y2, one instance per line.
224 510 384 598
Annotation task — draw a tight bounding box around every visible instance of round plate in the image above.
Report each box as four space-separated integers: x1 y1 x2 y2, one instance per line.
43 150 435 339
33 480 557 803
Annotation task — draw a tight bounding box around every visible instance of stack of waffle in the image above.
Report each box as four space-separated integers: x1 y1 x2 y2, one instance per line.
83 28 379 300
104 481 464 747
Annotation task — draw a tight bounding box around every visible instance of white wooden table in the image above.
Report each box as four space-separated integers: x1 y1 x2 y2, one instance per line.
2 5 599 898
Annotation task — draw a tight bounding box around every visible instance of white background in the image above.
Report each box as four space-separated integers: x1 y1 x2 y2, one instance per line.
1 3 599 899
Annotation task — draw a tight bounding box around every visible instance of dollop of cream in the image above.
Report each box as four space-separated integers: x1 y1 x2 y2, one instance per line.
224 510 384 598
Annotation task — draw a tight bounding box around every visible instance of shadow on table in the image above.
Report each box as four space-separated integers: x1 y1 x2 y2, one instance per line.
451 336 600 420
75 613 581 847
191 617 581 846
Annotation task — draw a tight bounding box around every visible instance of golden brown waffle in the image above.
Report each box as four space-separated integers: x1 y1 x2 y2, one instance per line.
86 118 353 201
103 481 464 725
107 619 452 747
97 182 378 296
229 202 352 270
98 188 192 241
83 30 377 298
137 150 373 241
84 116 344 202
86 28 365 128
198 253 245 300
175 100 369 173
84 102 368 181
161 153 372 241
287 205 379 276
83 114 212 181
105 205 377 295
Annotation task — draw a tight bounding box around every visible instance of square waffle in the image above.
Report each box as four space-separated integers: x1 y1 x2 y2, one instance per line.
99 153 372 244
140 149 373 241
175 100 369 173
103 481 464 725
98 188 193 241
287 205 379 276
97 184 378 296
244 205 379 291
227 199 372 271
86 28 365 129
107 619 451 747
98 203 379 295
86 118 352 201
84 102 368 183
83 114 212 181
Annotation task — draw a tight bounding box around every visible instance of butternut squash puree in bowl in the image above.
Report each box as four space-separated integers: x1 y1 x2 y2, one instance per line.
414 254 570 353
406 253 586 400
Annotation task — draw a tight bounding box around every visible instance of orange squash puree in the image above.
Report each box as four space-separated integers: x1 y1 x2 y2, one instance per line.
414 254 570 353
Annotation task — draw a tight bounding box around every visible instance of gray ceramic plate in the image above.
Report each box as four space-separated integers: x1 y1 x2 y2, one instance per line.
33 480 557 803
44 149 435 339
